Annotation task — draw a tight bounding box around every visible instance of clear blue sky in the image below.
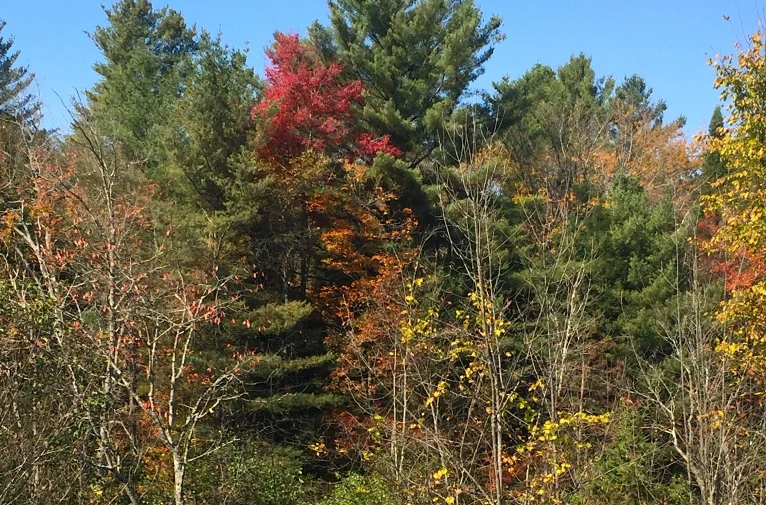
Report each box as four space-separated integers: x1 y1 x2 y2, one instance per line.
4 0 761 133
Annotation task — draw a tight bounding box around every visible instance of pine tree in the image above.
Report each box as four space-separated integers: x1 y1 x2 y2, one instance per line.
312 0 502 166
614 74 668 127
163 31 260 212
701 105 726 193
490 55 615 201
0 20 39 122
86 0 197 169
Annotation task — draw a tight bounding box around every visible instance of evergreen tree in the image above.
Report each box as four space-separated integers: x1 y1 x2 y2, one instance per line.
312 0 502 166
701 105 726 193
614 74 667 127
83 2 258 266
162 32 259 212
490 54 615 199
86 0 197 170
575 404 687 505
582 176 690 362
0 20 39 122
0 20 48 221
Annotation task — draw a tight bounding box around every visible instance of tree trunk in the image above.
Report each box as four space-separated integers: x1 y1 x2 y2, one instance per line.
300 198 309 300
173 454 185 505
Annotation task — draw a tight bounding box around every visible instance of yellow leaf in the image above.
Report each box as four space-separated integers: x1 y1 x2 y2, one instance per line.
432 467 449 481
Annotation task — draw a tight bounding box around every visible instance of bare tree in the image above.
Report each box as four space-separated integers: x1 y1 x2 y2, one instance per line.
640 239 766 505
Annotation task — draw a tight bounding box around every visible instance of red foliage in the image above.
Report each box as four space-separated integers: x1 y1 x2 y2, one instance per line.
252 32 400 164
698 212 766 292
710 253 766 292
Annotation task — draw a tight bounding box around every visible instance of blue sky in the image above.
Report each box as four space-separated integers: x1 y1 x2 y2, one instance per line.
4 0 762 133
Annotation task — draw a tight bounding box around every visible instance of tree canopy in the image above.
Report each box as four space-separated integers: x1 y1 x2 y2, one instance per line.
2 3 765 505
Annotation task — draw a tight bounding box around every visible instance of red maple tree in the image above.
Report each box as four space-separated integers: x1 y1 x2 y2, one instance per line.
252 32 399 164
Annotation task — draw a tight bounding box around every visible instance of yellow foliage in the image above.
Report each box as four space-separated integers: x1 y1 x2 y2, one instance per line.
432 467 449 482
704 30 766 376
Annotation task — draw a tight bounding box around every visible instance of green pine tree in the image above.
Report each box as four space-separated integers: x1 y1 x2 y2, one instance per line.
86 0 197 170
490 54 615 199
614 74 668 127
0 20 39 123
311 0 503 166
701 105 726 193
162 32 259 212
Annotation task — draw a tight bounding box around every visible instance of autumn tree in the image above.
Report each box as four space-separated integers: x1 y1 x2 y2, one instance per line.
253 32 398 165
703 31 766 375
224 31 409 473
246 32 398 296
0 124 90 504
1 110 264 504
679 33 766 504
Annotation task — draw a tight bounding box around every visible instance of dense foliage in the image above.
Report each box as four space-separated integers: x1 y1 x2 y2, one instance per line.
1 2 763 504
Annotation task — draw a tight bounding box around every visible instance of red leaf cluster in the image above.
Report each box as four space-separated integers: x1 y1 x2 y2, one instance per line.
252 32 400 164
698 212 766 292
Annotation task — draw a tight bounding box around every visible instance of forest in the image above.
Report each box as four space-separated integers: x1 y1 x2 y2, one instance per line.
0 1 764 504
